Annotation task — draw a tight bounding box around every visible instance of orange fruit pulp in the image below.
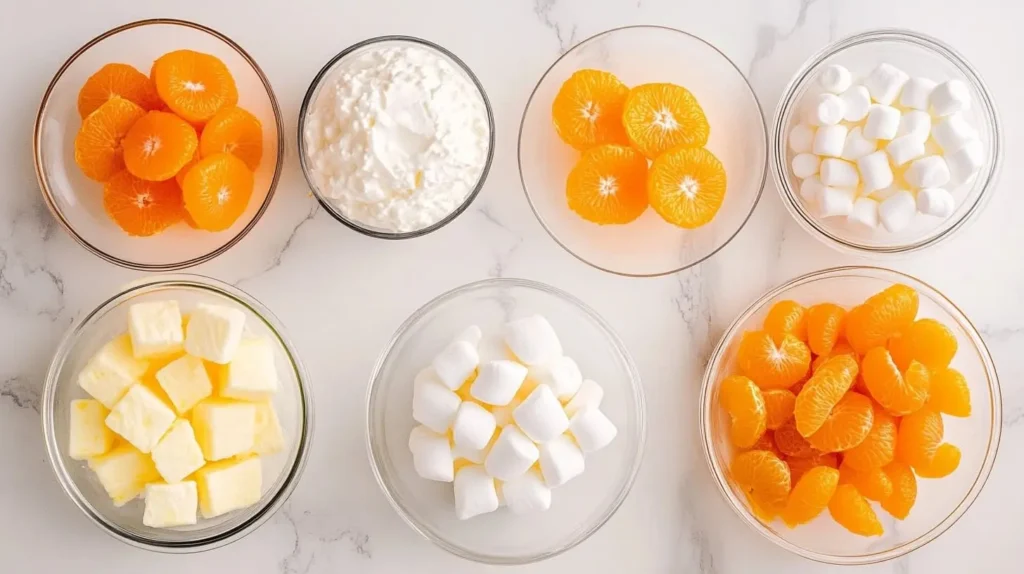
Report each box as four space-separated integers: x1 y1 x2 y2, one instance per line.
565 144 649 225
551 69 630 150
199 106 263 171
74 96 147 182
151 50 238 124
122 111 199 182
622 83 709 158
647 146 727 229
77 62 163 119
181 152 254 232
103 170 186 236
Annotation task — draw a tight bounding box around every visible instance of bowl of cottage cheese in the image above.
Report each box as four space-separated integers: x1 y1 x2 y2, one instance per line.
299 36 495 238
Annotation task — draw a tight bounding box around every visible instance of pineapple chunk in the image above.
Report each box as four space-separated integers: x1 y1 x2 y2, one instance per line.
128 300 184 359
69 399 116 460
251 402 285 455
194 456 262 518
151 419 205 483
77 334 148 408
155 355 213 414
105 385 177 453
192 400 256 461
143 481 198 528
88 444 160 506
184 303 246 364
220 338 279 401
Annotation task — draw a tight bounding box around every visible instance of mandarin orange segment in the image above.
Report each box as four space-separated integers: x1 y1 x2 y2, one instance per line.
647 146 726 229
122 111 199 181
842 404 897 470
914 443 961 478
175 149 200 189
745 492 779 523
781 466 839 527
731 450 791 514
566 145 649 225
807 392 874 453
811 340 857 373
881 461 917 519
888 318 958 371
786 452 838 484
751 430 781 458
77 63 163 119
551 69 630 150
720 375 767 448
152 50 238 124
839 460 893 502
845 285 919 354
103 170 186 236
861 348 931 416
74 96 147 182
896 408 944 469
775 419 818 459
199 106 263 171
794 354 858 437
181 152 254 232
622 83 709 158
738 331 811 390
928 367 972 417
828 483 883 536
764 300 807 344
763 389 796 430
806 303 846 356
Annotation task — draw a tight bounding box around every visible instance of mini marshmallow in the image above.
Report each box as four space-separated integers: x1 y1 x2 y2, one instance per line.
564 379 604 417
485 425 539 481
470 360 527 406
841 127 877 161
946 140 985 185
409 427 454 482
452 440 487 465
501 470 552 514
413 377 461 433
820 158 859 187
930 79 971 116
432 340 479 390
857 151 895 192
886 135 926 167
896 110 931 142
917 188 956 218
864 63 909 105
408 424 438 453
818 64 852 94
799 176 825 203
839 85 871 121
452 401 497 451
538 434 585 487
513 385 570 443
569 408 618 454
454 465 499 520
932 113 977 153
789 124 816 153
529 356 582 400
899 77 937 110
870 186 901 202
863 105 901 140
813 125 848 158
504 315 562 366
491 398 521 428
818 186 856 218
809 93 845 126
847 197 880 229
879 191 918 233
791 153 820 179
905 156 951 189
453 325 483 347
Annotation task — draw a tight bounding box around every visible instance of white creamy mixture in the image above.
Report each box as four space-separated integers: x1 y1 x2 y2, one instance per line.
303 45 490 233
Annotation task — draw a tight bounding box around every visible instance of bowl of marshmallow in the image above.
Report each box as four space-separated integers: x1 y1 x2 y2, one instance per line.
771 29 1001 255
365 278 645 565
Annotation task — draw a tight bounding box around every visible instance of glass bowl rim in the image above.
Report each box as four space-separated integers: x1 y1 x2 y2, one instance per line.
364 277 647 564
40 273 315 553
699 265 1002 565
770 28 1004 256
32 17 286 272
296 35 496 240
516 24 769 278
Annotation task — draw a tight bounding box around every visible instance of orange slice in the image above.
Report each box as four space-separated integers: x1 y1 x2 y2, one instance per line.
775 419 819 459
122 111 199 181
839 460 894 502
77 63 162 119
927 367 972 417
199 107 263 170
732 450 791 515
781 465 839 527
806 392 874 453
828 483 883 536
551 69 629 150
737 331 811 390
887 318 958 371
175 149 200 189
763 300 807 344
181 153 254 232
103 170 185 236
151 50 238 124
841 404 897 470
720 375 767 448
806 303 846 356
861 348 931 416
793 354 858 437
647 146 726 229
622 83 709 158
763 389 796 430
566 144 649 225
880 461 917 519
914 443 961 478
845 285 919 354
895 408 943 469
785 452 838 484
74 96 147 182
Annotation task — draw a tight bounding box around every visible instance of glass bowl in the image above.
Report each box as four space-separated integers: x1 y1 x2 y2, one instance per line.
366 278 646 564
33 18 284 271
771 29 1002 256
518 25 768 277
297 36 495 239
41 274 313 553
700 266 1001 565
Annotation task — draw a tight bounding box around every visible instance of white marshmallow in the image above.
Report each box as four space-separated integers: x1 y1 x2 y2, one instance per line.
453 441 488 465
501 470 552 514
528 356 582 400
408 424 437 453
791 153 820 179
847 197 880 229
864 63 909 105
857 151 895 192
809 93 845 126
886 135 926 167
896 110 931 142
917 188 956 218
432 340 479 390
900 77 937 110
538 434 585 487
491 398 521 428
789 124 816 153
839 85 871 121
513 385 570 443
504 315 562 366
818 186 856 218
453 325 482 347
452 401 497 451
799 176 825 203
879 191 918 233
905 156 951 189
930 79 971 116
410 427 454 482
564 379 604 417
870 186 901 202
477 334 512 363
841 127 877 161
568 408 618 453
946 140 985 185
818 64 852 94
413 377 461 433
932 113 977 153
820 158 859 187
813 125 848 158
485 425 539 481
453 465 499 520
863 105 901 140
470 360 527 406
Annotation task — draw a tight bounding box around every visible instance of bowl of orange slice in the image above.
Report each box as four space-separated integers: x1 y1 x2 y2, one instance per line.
518 25 768 277
700 266 1001 565
34 18 283 271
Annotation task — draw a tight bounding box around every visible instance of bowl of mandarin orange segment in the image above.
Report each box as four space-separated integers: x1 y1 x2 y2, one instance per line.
700 267 1000 564
34 19 282 271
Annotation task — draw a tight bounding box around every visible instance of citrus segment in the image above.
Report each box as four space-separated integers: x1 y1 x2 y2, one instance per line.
781 466 839 527
175 149 200 189
764 300 807 344
731 450 791 513
845 285 919 354
77 63 162 118
551 69 629 150
720 375 767 448
566 145 649 225
199 107 263 170
763 389 796 430
881 461 917 519
828 483 883 536
888 318 958 371
647 146 726 229
807 392 874 452
151 50 238 124
914 443 961 478
842 405 897 470
896 408 943 469
181 152 254 232
839 460 893 502
622 83 709 158
928 367 971 417
806 303 846 356
103 170 185 236
737 331 811 390
775 419 818 459
122 111 199 181
794 354 858 437
74 96 147 182
861 348 931 415
786 452 838 484
811 341 857 373
751 431 781 458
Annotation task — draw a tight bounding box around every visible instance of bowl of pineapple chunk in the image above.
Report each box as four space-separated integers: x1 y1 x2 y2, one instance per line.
41 274 313 552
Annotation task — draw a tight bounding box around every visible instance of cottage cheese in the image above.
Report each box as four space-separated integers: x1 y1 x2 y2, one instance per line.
303 44 490 233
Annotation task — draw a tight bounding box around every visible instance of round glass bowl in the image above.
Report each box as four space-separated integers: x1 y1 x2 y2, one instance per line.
41 275 313 553
298 36 495 239
700 266 1001 565
519 25 768 277
772 29 1002 256
366 278 645 564
33 18 284 271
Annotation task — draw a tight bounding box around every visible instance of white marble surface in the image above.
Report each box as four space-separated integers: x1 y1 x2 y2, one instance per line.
1 0 1021 572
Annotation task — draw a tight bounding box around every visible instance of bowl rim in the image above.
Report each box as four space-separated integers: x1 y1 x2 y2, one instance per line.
40 274 315 553
517 24 769 278
364 277 647 564
770 28 1003 256
296 35 496 240
699 265 1002 565
33 18 286 271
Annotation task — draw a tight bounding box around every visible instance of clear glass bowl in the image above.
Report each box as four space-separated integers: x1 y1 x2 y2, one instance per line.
33 18 284 271
518 25 768 277
771 29 1002 256
366 278 646 564
41 275 313 553
297 36 495 239
700 266 1001 565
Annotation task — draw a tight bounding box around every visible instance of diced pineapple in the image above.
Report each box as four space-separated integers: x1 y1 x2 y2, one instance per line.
105 385 177 453
250 402 285 456
184 303 246 364
192 400 256 461
128 300 184 359
88 444 160 506
77 334 149 408
220 338 279 401
194 456 262 519
155 355 213 414
151 419 205 483
69 399 116 460
143 481 198 528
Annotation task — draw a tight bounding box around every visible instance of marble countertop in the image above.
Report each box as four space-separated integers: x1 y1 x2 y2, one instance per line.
2 0 1020 572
